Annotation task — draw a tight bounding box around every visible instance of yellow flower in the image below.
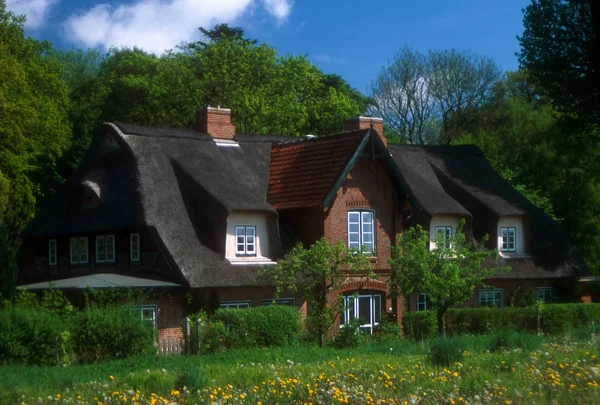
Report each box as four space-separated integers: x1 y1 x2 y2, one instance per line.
109 375 114 381
56 394 61 399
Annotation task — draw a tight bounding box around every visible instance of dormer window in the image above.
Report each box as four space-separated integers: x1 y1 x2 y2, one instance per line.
348 210 375 254
435 226 452 249
500 227 516 252
235 226 256 256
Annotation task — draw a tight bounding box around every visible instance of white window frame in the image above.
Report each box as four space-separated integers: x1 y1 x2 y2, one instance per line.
500 227 516 252
70 237 88 265
417 293 430 311
130 233 140 262
48 239 57 266
95 234 115 263
341 294 382 334
537 287 556 303
347 210 376 254
261 298 295 306
125 305 157 328
235 226 256 256
479 288 504 308
435 226 452 249
219 301 251 309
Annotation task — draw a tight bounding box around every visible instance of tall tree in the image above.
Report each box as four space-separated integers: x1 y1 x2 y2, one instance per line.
370 47 501 144
0 1 71 232
370 46 436 144
260 238 371 347
389 222 507 335
428 49 502 144
518 0 599 121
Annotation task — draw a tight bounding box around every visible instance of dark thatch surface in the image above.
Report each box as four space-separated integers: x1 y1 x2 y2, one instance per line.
388 145 469 216
391 144 584 279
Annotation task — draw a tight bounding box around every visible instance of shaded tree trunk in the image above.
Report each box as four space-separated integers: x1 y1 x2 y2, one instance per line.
437 308 447 336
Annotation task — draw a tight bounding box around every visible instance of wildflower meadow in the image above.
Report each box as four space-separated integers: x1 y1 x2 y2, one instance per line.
2 331 600 405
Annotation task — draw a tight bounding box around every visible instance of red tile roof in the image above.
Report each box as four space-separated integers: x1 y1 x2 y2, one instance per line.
268 129 369 209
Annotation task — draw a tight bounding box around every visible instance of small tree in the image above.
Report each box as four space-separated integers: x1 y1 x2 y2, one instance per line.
389 221 508 335
260 238 372 347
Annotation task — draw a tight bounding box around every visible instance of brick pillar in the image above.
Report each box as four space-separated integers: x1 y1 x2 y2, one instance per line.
344 116 386 147
196 106 236 140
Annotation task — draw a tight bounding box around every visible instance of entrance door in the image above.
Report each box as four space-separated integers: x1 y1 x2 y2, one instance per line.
341 294 382 334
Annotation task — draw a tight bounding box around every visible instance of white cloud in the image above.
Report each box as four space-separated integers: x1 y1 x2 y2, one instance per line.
313 54 347 65
63 0 294 53
6 0 59 28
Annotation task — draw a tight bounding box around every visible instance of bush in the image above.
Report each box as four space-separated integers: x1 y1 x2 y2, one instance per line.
402 311 437 341
333 318 364 348
428 336 465 367
0 306 72 366
211 305 301 350
71 307 155 363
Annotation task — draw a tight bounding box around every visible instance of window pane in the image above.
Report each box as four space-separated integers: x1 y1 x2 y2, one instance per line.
106 236 115 262
96 236 105 262
70 238 79 264
349 223 359 233
348 212 359 223
358 296 371 325
235 227 245 236
349 233 360 243
246 227 255 236
374 295 381 323
130 234 140 261
362 233 372 243
79 237 88 263
362 222 372 232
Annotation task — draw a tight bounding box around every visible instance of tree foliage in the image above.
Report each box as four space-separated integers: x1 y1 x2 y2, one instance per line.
0 2 71 232
259 238 372 347
389 222 507 335
518 0 599 121
370 47 501 144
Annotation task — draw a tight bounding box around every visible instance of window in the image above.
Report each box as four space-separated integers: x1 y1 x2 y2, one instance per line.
348 210 375 254
96 235 115 263
126 305 157 328
537 287 556 303
261 298 295 306
130 233 140 262
70 237 88 264
341 294 382 334
220 301 251 309
48 239 57 266
500 227 516 252
417 293 432 311
479 289 504 308
235 226 256 256
435 226 452 249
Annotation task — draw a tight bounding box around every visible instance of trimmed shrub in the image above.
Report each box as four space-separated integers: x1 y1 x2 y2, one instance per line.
0 306 72 366
211 305 301 349
402 310 437 341
71 307 155 363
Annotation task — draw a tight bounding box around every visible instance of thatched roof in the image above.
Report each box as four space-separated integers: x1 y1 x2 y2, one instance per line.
389 144 584 279
22 122 584 287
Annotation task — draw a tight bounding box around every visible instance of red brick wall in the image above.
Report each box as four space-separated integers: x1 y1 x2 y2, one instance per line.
406 277 576 311
195 107 235 139
323 157 400 271
151 294 187 341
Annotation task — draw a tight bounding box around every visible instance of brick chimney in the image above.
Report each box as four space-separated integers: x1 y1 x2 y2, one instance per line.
344 116 386 147
196 106 235 140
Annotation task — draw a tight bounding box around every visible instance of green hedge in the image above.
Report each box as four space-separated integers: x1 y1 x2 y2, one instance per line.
211 305 301 350
71 307 155 363
0 306 72 366
403 304 600 339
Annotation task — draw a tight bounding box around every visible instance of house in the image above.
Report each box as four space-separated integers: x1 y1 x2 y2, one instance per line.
17 107 590 340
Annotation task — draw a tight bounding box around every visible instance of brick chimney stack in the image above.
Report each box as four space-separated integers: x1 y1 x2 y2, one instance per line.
196 106 236 140
344 116 386 147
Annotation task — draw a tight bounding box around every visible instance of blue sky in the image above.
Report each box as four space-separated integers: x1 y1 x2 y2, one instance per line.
8 0 529 93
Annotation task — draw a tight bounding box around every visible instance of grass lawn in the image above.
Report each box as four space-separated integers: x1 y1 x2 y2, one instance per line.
1 331 600 404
